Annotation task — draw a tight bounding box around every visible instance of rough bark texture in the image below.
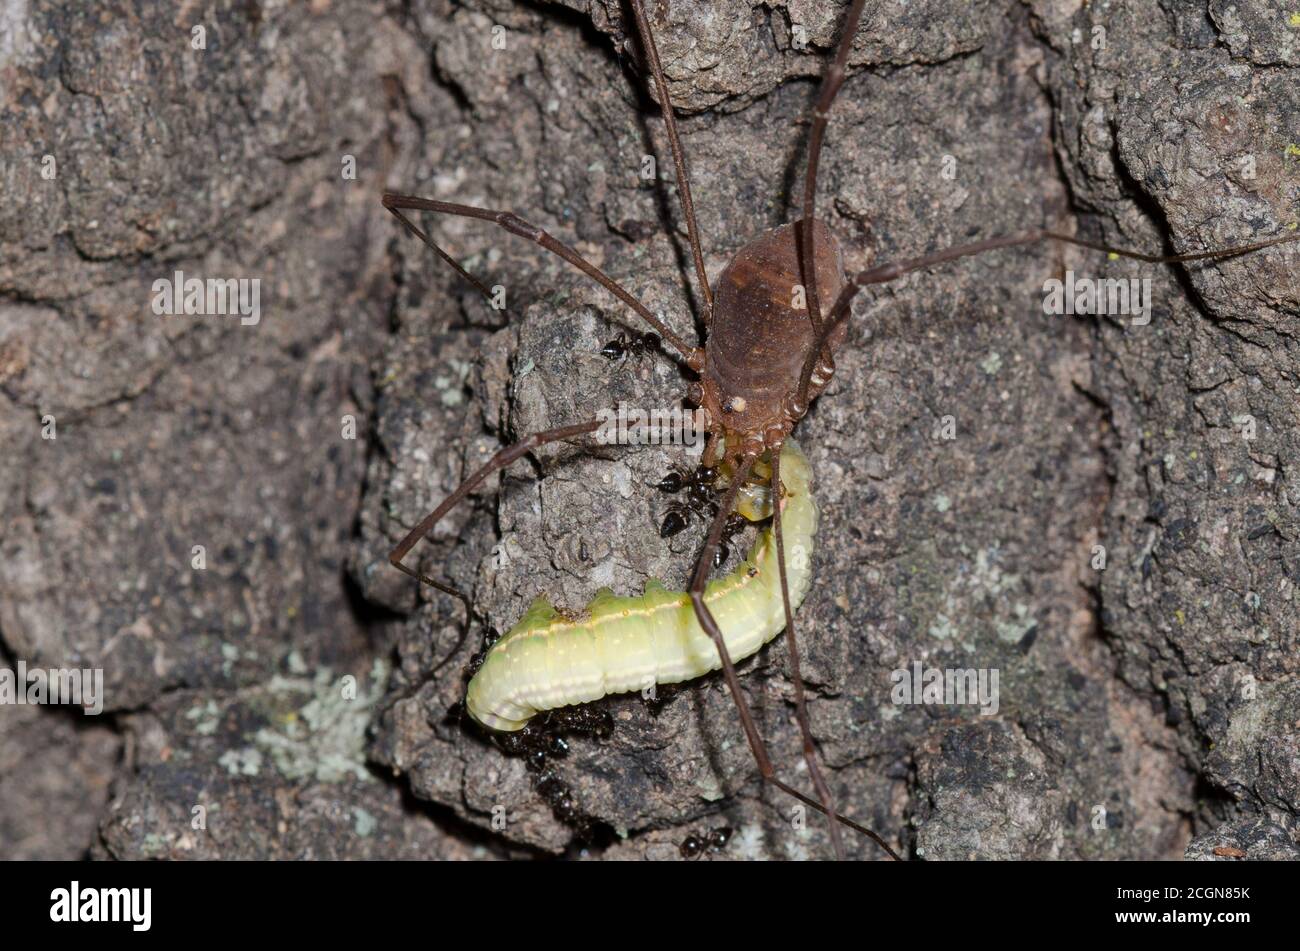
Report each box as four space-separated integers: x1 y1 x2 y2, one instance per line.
0 0 1296 860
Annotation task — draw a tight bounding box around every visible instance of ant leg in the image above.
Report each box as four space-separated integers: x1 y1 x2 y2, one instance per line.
388 417 606 613
686 454 900 860
800 0 866 336
382 194 703 369
627 0 712 321
797 227 1300 407
770 446 846 860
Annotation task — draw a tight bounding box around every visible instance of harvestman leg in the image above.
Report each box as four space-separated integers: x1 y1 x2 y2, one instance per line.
799 0 866 337
686 453 901 860
797 228 1300 406
759 0 881 846
627 0 713 322
381 194 702 367
769 447 847 860
388 418 605 605
794 0 1300 363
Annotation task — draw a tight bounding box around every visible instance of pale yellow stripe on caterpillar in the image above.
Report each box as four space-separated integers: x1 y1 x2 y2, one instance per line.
465 439 817 731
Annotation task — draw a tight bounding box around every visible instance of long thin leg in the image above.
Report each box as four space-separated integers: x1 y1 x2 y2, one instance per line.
799 0 866 337
770 447 845 859
798 227 1300 406
688 453 900 860
385 206 502 310
389 417 605 599
628 0 712 321
382 194 703 368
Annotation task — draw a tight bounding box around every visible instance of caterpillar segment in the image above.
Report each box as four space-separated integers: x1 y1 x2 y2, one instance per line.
466 440 817 731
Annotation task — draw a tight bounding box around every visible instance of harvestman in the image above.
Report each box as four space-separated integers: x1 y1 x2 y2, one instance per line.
380 0 1300 859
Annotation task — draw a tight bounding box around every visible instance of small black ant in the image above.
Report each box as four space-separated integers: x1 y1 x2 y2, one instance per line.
493 704 613 839
601 331 660 361
656 465 749 566
679 826 733 859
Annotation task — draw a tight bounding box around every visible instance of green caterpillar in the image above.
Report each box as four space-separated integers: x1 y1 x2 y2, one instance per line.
466 440 817 731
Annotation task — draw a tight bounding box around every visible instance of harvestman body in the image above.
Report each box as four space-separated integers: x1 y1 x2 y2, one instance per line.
380 0 1300 859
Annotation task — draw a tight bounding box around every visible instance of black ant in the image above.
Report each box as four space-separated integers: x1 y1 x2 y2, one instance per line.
656 465 751 567
679 826 734 859
494 704 614 839
600 331 660 361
